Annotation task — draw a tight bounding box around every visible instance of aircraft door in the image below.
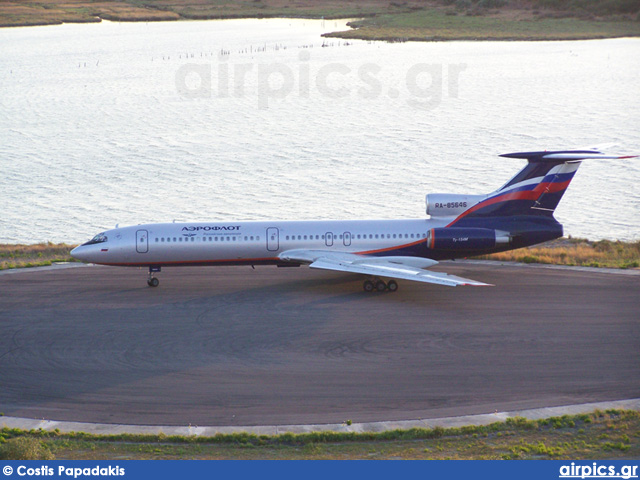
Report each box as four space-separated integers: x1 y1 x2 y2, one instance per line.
343 232 352 246
267 227 279 251
136 229 149 254
325 232 333 247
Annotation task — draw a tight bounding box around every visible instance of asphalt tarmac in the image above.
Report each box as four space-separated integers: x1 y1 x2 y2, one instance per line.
1 262 638 427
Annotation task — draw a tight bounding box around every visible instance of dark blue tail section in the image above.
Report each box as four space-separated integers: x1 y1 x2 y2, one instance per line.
423 149 634 258
449 150 591 223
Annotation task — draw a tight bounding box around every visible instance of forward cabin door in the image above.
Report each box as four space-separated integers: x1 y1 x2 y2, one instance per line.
136 229 149 254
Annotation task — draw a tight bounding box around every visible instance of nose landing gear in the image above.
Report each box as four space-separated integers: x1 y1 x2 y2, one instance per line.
147 266 161 287
362 278 398 293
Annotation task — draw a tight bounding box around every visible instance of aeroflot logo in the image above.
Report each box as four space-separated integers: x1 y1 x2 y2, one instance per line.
182 225 241 232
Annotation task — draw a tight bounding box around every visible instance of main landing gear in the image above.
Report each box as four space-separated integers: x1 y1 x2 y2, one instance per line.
362 278 398 293
147 266 161 287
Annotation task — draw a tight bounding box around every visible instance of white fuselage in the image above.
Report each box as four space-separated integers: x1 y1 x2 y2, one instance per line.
71 218 452 267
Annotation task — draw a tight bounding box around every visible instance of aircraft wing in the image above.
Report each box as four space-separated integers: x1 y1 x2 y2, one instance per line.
278 249 491 287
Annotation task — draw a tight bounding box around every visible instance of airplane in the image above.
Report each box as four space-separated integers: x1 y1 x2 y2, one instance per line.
70 149 634 292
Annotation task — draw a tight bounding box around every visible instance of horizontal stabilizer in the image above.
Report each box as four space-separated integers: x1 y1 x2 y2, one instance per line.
500 150 637 162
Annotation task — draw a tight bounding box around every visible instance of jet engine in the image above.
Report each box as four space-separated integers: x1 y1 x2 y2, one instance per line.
426 228 510 251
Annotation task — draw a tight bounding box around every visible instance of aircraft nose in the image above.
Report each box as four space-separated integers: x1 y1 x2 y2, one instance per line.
70 245 91 262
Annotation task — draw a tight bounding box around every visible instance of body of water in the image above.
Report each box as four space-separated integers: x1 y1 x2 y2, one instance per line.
1 19 639 244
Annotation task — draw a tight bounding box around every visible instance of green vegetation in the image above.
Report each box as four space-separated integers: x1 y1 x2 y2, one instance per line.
326 8 640 41
1 0 638 41
0 437 54 460
1 410 638 459
0 243 78 270
478 237 640 269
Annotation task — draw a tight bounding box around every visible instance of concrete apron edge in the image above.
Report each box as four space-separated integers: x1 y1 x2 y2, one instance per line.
2 398 639 437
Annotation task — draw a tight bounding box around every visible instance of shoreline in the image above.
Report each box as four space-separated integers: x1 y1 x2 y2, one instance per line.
1 1 639 42
6 16 639 43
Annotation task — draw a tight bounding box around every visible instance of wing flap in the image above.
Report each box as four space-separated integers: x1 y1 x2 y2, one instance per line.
279 249 491 287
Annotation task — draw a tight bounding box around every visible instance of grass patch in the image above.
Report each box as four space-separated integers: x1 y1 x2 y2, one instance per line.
1 410 638 459
475 237 640 269
325 8 640 41
0 437 54 460
0 0 390 28
0 243 78 270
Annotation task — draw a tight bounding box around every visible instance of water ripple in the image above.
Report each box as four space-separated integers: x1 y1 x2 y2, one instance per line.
0 21 639 243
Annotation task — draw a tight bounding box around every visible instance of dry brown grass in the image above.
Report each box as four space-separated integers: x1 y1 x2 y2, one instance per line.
0 243 78 270
0 0 395 27
0 0 180 27
478 238 640 269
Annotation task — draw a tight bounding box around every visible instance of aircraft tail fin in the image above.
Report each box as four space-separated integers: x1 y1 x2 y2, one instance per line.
450 149 635 222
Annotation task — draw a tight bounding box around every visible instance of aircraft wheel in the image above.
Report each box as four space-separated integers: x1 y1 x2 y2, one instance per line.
375 280 387 292
148 277 159 288
387 280 398 292
363 280 374 292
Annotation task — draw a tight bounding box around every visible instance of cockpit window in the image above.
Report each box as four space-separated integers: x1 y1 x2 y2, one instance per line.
82 233 108 246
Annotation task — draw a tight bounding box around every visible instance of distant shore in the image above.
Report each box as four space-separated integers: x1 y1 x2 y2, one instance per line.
1 238 638 271
1 0 639 42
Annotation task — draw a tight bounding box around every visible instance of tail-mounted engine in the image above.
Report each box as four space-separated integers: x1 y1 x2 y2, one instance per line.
426 194 485 217
427 228 511 251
